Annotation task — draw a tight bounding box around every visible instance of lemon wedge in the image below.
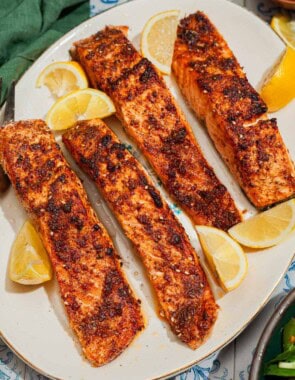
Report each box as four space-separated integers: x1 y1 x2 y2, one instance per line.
228 200 295 248
9 221 52 285
196 226 248 292
271 15 295 49
141 10 180 75
36 61 88 98
46 88 115 130
260 47 295 112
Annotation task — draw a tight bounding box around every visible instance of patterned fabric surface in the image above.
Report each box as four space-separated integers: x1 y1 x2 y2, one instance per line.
1 0 294 379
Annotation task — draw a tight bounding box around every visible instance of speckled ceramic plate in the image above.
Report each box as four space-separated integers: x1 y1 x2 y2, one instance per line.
1 0 295 379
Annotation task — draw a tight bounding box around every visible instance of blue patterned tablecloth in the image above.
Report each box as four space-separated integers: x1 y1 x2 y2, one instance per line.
1 0 294 379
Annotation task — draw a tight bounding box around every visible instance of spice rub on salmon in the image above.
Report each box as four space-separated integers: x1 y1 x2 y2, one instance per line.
72 26 241 231
172 11 295 209
63 118 218 349
0 120 144 366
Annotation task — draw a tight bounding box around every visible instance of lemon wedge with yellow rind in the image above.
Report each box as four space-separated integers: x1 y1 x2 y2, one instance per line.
9 221 52 285
196 226 248 292
260 47 295 112
46 88 115 130
141 10 180 75
228 200 295 248
36 61 88 98
271 15 295 49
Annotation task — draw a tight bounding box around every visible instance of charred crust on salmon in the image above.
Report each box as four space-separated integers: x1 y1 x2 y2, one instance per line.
72 26 241 230
0 119 144 366
172 11 295 209
63 119 219 349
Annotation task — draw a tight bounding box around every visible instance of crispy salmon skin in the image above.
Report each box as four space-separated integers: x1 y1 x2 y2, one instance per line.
72 26 241 230
172 11 295 209
0 120 144 366
63 118 218 349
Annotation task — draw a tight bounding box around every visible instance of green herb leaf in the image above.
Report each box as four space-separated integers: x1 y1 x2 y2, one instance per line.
264 363 295 377
268 346 295 364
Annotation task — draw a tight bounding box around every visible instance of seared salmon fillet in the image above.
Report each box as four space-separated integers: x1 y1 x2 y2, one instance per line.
172 11 295 209
72 27 241 230
63 118 218 349
0 120 144 366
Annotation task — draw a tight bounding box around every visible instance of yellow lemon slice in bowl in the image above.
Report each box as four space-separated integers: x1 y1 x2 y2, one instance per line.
9 221 52 285
141 10 180 75
196 226 248 292
46 88 116 130
271 15 295 49
36 61 88 98
260 47 295 112
228 200 295 249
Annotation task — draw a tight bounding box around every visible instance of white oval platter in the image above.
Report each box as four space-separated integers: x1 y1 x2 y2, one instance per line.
1 0 295 379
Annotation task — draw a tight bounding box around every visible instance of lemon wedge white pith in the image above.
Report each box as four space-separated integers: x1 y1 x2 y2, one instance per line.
271 15 295 49
36 61 88 98
46 88 116 130
228 200 295 248
141 10 180 74
196 226 248 292
9 221 52 285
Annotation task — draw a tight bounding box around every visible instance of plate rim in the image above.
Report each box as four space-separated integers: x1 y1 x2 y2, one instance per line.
0 0 292 379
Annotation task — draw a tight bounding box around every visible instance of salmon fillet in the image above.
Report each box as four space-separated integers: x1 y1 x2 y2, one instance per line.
0 120 144 366
63 118 218 349
172 11 295 209
72 27 241 230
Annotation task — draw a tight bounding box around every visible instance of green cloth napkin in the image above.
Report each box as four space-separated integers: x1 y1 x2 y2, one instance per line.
0 0 89 104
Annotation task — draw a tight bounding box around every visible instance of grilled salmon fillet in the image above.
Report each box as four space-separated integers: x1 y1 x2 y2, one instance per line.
0 120 144 366
63 118 218 349
72 27 241 230
172 12 295 209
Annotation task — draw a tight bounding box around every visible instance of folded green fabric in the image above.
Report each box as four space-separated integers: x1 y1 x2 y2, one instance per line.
0 0 89 104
